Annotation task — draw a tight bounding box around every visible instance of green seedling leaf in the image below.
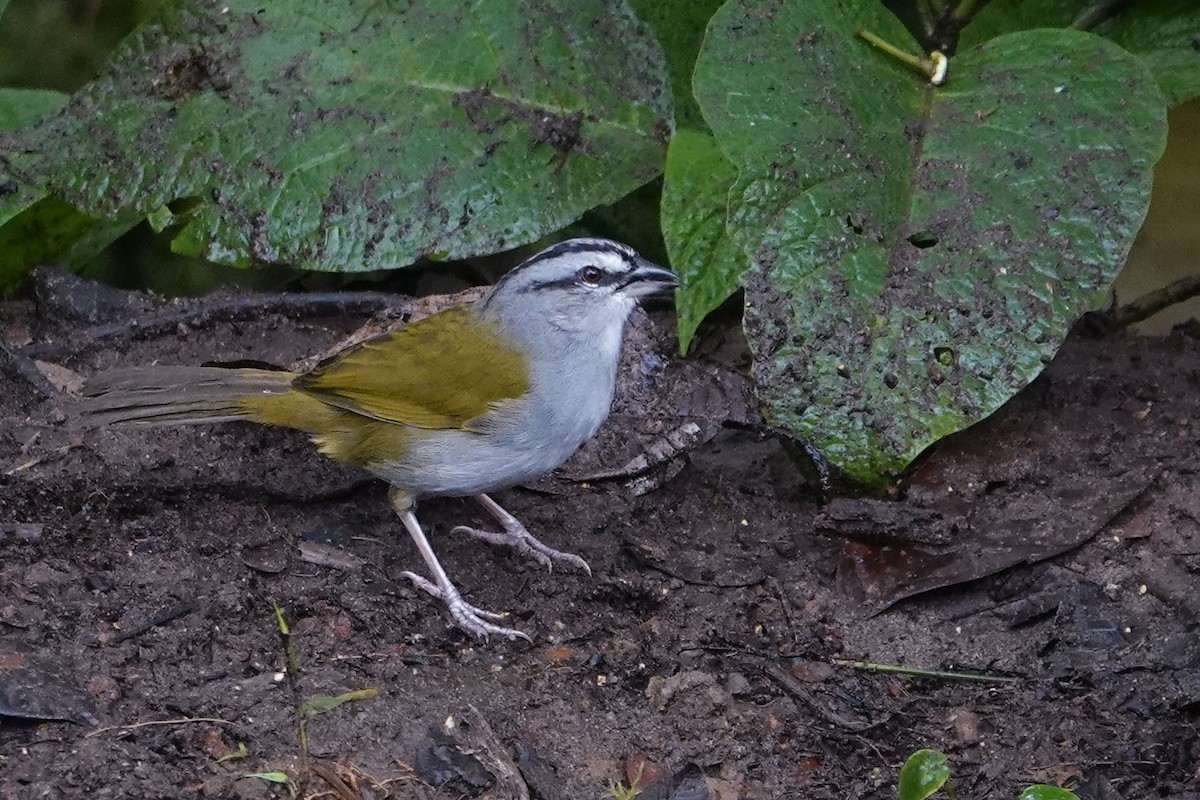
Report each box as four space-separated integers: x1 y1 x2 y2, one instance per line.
1017 786 1079 800
695 0 1166 486
245 771 290 784
300 687 379 718
961 0 1200 105
661 128 743 352
272 603 290 636
897 749 950 800
216 743 248 767
3 0 671 272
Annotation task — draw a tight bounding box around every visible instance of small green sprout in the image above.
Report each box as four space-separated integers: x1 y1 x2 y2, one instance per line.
242 770 298 799
898 749 951 800
898 750 1080 800
215 742 248 764
608 760 645 800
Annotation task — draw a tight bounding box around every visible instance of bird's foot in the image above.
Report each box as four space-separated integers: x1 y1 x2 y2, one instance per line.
400 571 531 642
451 522 592 576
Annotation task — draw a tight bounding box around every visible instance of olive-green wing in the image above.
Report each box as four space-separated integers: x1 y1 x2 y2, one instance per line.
293 307 529 430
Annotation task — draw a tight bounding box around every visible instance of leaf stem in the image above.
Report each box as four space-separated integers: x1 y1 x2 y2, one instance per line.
951 0 989 23
915 0 941 38
831 658 1021 683
857 29 926 72
1104 276 1200 329
273 603 309 792
857 30 949 85
1071 0 1137 31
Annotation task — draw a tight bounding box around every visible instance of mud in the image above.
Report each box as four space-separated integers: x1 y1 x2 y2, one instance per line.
1 274 1198 799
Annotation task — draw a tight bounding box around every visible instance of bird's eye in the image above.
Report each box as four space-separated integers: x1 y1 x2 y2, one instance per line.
579 265 603 286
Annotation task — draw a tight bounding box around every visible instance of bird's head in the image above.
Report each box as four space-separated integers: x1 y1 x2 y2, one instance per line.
481 238 678 338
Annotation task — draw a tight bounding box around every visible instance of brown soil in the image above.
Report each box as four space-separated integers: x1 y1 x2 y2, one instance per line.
1 272 1198 800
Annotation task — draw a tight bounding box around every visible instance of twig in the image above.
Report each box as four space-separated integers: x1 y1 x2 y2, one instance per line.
831 658 1021 683
760 664 892 731
93 292 403 341
920 0 992 52
1104 276 1200 329
0 342 58 397
914 0 941 39
5 442 84 476
310 762 361 800
22 290 407 361
774 577 800 653
1072 0 1137 30
951 0 989 23
85 716 235 738
273 603 310 796
113 600 196 642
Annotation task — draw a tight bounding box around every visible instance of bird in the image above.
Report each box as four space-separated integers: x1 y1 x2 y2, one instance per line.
82 238 678 641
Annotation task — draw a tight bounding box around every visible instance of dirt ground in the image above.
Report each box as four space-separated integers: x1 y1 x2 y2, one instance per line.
1 270 1198 800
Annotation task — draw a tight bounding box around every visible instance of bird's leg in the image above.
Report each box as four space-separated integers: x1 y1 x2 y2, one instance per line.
452 493 592 576
390 488 530 642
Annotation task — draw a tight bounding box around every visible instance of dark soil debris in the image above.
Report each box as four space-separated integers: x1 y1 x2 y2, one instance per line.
1 275 1199 798
151 48 232 101
454 88 585 156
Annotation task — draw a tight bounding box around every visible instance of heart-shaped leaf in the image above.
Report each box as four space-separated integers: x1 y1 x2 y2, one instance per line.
0 88 132 295
897 748 950 800
694 0 1166 486
627 0 723 132
1016 786 1079 800
2 0 671 271
963 0 1200 105
661 129 742 352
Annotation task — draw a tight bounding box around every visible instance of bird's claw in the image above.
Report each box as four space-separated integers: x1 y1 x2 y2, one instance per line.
451 524 592 576
400 571 531 641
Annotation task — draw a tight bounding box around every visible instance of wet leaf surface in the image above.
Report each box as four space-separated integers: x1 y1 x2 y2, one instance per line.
963 0 1200 105
2 0 671 272
693 0 1166 485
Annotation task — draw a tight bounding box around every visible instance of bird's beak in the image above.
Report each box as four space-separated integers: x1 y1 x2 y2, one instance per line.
623 257 680 299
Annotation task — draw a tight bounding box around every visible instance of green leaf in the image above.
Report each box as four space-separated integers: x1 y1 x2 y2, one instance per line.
661 128 742 352
1095 0 1200 106
897 749 950 800
4 0 671 272
958 1 1079 49
0 197 97 291
0 88 69 228
1017 786 1079 800
960 0 1200 106
0 87 138 296
299 687 379 717
0 88 67 131
215 742 249 764
272 603 290 636
627 0 723 131
695 0 1166 486
244 771 290 784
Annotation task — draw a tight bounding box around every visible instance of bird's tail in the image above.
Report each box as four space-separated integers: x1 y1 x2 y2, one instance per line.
81 366 299 427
